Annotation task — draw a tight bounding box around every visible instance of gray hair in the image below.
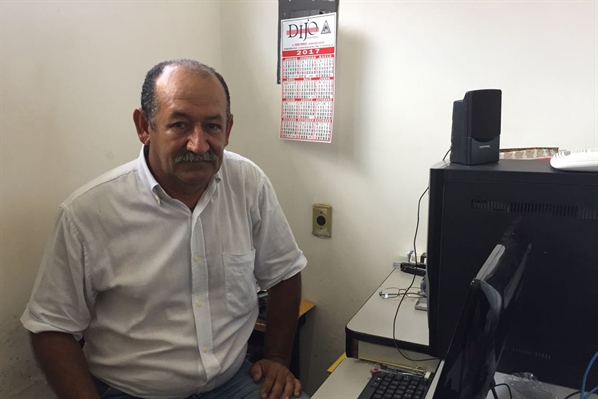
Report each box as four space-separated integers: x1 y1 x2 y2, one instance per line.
140 59 231 129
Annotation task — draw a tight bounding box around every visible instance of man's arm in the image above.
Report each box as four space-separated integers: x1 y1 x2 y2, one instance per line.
30 331 100 399
264 272 301 365
251 272 302 399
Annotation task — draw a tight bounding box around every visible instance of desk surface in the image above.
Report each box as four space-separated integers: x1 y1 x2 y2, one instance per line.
299 300 316 316
346 269 428 348
312 358 597 399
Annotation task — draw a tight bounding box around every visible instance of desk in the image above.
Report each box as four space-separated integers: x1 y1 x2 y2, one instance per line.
316 266 595 399
346 269 437 372
312 358 598 399
248 300 315 379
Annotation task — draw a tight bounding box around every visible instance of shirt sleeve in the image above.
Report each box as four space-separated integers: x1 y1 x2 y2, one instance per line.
20 205 95 341
252 174 307 290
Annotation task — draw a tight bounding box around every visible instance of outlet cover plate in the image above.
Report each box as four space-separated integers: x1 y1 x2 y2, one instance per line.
312 204 332 238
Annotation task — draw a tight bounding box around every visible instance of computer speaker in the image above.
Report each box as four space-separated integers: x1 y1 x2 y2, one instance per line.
450 89 502 165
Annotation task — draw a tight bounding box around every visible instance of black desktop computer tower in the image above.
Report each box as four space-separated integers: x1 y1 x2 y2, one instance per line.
425 159 598 389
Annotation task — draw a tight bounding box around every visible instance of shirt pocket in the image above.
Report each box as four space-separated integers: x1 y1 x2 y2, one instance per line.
223 249 257 318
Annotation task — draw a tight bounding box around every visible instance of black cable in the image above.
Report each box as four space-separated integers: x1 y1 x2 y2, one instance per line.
442 148 451 161
391 148 450 362
412 186 429 268
392 186 436 362
493 383 513 399
563 391 581 399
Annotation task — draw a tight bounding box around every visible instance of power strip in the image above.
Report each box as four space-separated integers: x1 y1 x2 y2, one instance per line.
393 254 426 269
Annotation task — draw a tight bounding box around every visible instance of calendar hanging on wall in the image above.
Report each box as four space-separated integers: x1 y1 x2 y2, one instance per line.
280 13 336 143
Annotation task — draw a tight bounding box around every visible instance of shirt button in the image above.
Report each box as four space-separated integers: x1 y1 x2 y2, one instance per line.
203 346 208 352
193 256 199 262
197 300 203 307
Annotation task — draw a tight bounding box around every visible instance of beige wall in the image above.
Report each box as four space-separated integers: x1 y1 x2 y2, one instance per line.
1 0 597 397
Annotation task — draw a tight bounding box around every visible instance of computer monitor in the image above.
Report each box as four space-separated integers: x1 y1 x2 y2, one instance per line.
431 220 532 399
426 159 598 389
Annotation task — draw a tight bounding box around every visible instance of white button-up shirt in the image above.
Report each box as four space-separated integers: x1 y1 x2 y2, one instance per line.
21 148 307 399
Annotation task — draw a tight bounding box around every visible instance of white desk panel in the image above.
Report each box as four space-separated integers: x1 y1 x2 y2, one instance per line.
346 268 429 347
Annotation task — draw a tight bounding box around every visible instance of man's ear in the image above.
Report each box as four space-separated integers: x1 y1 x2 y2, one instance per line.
224 114 234 147
133 108 151 145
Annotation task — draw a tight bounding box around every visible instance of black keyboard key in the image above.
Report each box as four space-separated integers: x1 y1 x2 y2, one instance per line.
358 371 429 399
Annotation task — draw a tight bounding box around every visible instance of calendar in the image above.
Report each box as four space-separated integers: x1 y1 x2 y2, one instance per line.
280 13 336 143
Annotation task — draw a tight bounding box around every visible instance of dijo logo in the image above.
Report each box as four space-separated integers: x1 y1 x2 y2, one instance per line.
286 20 319 41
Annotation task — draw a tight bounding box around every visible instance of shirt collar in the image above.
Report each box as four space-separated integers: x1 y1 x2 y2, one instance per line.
136 145 223 204
137 145 161 196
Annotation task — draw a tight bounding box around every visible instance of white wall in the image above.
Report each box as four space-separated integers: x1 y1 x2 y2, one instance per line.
1 0 596 397
0 2 221 397
220 0 597 393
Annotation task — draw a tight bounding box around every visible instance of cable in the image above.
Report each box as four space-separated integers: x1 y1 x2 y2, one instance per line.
493 383 513 399
412 186 429 269
563 391 581 399
390 148 450 363
392 186 436 362
581 350 598 399
442 148 451 161
584 386 598 399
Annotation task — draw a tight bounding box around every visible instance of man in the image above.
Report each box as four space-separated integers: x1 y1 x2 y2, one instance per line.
21 59 308 399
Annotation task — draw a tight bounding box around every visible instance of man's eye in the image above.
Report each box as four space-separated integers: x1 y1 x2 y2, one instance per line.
207 124 221 131
171 122 187 129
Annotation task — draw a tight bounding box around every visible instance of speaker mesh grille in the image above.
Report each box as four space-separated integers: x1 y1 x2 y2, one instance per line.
470 199 598 220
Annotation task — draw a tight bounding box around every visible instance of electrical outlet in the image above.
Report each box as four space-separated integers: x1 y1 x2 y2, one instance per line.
312 204 332 238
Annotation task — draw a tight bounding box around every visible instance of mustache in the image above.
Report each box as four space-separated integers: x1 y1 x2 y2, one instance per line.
175 150 217 163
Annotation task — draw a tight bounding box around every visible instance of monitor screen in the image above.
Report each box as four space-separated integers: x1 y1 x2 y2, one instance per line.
431 220 531 399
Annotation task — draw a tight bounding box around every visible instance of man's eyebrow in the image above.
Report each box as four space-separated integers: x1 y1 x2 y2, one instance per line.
168 111 192 120
166 111 225 122
204 114 225 122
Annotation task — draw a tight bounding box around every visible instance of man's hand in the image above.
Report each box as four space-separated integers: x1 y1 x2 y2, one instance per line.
250 358 302 399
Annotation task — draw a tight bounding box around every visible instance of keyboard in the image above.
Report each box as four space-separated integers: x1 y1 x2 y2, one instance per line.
357 370 429 399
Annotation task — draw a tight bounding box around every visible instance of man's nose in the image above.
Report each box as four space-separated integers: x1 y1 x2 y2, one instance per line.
187 126 210 154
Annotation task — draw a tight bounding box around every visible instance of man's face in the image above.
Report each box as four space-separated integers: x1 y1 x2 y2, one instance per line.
135 66 233 198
